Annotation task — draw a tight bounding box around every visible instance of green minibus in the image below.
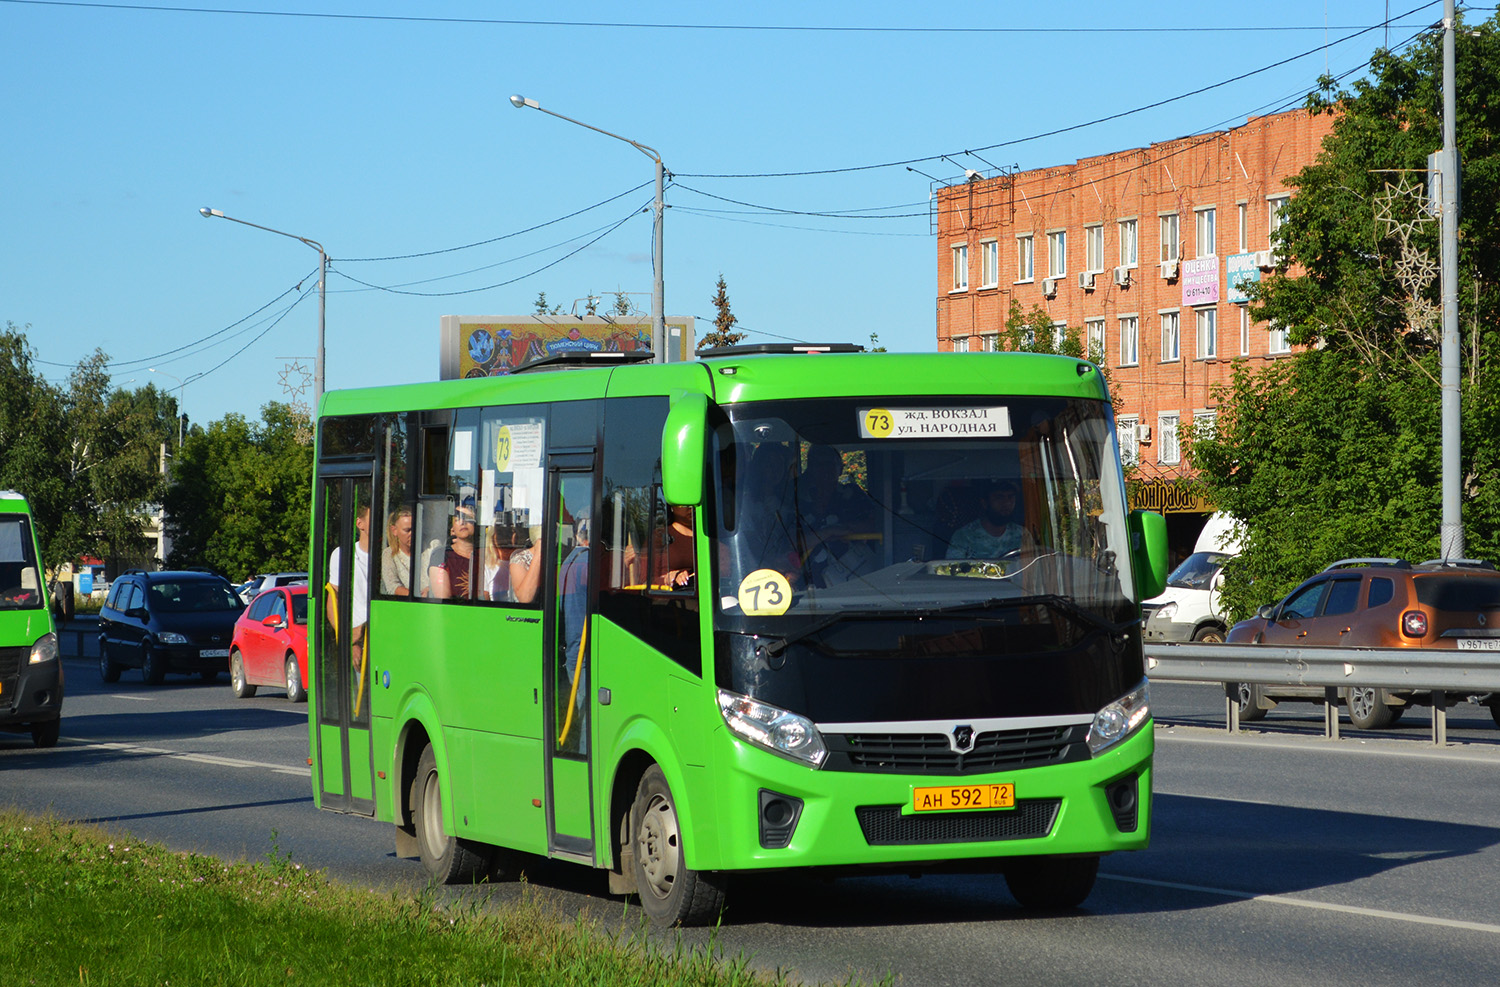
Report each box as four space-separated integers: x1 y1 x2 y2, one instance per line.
0 491 62 748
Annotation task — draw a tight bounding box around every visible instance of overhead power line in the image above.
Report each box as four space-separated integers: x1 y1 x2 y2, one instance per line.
0 1 1402 34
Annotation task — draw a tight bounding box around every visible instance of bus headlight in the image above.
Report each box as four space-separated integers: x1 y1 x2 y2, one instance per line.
29 633 57 664
718 689 828 768
1087 680 1150 755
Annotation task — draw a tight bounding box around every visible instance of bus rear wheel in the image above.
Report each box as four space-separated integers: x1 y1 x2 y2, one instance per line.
1004 854 1099 910
411 744 490 884
630 764 726 926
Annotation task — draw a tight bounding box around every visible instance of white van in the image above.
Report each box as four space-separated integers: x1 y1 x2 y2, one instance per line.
1142 512 1242 644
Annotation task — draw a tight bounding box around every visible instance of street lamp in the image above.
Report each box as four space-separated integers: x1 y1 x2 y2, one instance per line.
146 367 185 447
198 207 327 407
509 94 668 362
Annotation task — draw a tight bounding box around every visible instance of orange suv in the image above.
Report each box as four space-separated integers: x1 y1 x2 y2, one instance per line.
1225 558 1500 729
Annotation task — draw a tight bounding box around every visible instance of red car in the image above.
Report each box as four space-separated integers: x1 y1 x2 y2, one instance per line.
230 584 308 702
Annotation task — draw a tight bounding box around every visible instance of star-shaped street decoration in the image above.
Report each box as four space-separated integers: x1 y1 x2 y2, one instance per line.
1394 247 1438 294
1372 177 1434 246
278 360 312 399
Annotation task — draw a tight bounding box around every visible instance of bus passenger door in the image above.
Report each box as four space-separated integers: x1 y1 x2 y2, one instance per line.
313 469 377 816
546 465 595 858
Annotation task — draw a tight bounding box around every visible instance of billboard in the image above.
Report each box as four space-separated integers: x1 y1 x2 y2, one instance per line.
439 315 696 380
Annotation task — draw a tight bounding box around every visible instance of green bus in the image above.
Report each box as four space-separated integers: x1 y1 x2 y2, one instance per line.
0 490 62 748
309 345 1168 925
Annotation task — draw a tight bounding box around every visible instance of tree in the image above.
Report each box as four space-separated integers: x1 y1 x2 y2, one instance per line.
532 291 562 315
699 275 746 350
1191 14 1500 618
163 402 312 579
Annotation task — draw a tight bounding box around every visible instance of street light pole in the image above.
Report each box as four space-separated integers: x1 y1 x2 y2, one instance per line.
146 367 185 447
199 207 327 407
509 94 668 362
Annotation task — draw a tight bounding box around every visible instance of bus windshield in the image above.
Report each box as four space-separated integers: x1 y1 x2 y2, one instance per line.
711 395 1134 633
0 515 44 610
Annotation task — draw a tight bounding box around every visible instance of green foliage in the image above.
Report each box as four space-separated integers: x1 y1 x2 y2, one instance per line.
0 323 172 572
1001 300 1083 358
1193 15 1500 617
533 290 563 315
699 274 746 350
163 402 312 579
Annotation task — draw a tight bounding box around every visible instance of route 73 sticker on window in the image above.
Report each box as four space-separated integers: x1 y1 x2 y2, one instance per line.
859 406 1012 439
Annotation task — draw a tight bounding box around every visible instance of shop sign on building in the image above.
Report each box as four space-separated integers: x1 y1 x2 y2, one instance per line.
1225 253 1261 304
1181 256 1220 306
1129 478 1215 514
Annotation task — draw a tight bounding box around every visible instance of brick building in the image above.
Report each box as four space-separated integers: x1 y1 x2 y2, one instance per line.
932 109 1334 549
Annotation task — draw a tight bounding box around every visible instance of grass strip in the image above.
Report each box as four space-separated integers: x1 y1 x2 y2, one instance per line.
0 810 883 987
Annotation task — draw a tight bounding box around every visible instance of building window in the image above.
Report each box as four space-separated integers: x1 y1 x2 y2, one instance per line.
1239 305 1251 356
1193 409 1218 442
1160 310 1180 362
1160 213 1180 263
1158 412 1181 465
1017 235 1034 282
1118 416 1139 466
1086 318 1105 363
952 335 970 353
951 243 968 292
1237 202 1248 252
1118 218 1138 267
1196 307 1218 359
1119 316 1139 367
1195 207 1216 258
1047 230 1067 277
1051 321 1067 351
977 333 999 352
1268 195 1290 240
1085 224 1105 272
1269 321 1290 354
979 239 999 289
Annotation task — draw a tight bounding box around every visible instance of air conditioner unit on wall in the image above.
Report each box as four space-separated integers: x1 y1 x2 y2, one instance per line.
1042 278 1058 297
1160 259 1179 280
1114 266 1132 287
1254 249 1274 269
1136 423 1152 443
1078 271 1096 290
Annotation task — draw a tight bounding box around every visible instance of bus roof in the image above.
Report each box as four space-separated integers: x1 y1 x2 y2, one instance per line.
317 351 1109 418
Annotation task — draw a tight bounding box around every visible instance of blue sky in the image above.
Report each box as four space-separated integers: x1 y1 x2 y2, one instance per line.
2 1 1443 427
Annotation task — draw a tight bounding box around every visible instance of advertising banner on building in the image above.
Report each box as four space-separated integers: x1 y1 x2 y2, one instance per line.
1180 256 1220 306
1225 252 1260 304
439 315 696 380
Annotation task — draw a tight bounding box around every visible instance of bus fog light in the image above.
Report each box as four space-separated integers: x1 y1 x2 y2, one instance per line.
718 689 828 768
1088 681 1150 755
29 633 57 665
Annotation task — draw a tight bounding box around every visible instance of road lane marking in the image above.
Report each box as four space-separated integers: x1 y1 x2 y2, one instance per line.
108 695 154 702
1101 873 1500 935
64 739 312 777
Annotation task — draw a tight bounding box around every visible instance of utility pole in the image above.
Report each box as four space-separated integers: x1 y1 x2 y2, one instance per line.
1439 0 1463 559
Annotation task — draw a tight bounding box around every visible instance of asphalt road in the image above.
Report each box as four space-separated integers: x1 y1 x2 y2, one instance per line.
5 648 1500 987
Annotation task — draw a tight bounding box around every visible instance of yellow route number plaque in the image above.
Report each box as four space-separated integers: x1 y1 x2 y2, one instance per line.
737 569 793 616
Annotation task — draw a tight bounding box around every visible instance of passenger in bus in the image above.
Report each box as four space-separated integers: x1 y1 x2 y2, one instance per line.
380 507 414 597
428 498 478 600
655 504 696 589
796 445 876 584
944 480 1037 560
558 510 590 752
482 516 541 603
733 442 802 584
328 504 372 646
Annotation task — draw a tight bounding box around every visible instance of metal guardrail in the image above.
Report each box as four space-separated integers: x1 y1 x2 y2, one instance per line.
1143 642 1500 745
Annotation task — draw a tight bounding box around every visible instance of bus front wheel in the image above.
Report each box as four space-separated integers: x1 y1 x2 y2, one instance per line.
1004 854 1099 910
630 765 726 926
412 745 490 884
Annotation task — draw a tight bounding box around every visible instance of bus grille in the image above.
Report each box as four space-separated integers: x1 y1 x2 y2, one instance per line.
825 725 1087 775
0 646 23 706
855 800 1060 845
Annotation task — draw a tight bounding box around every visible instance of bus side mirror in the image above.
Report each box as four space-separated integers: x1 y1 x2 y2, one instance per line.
661 393 708 506
1128 509 1169 601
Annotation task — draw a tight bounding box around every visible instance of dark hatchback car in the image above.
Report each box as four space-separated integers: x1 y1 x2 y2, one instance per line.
98 570 245 685
1226 558 1500 728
